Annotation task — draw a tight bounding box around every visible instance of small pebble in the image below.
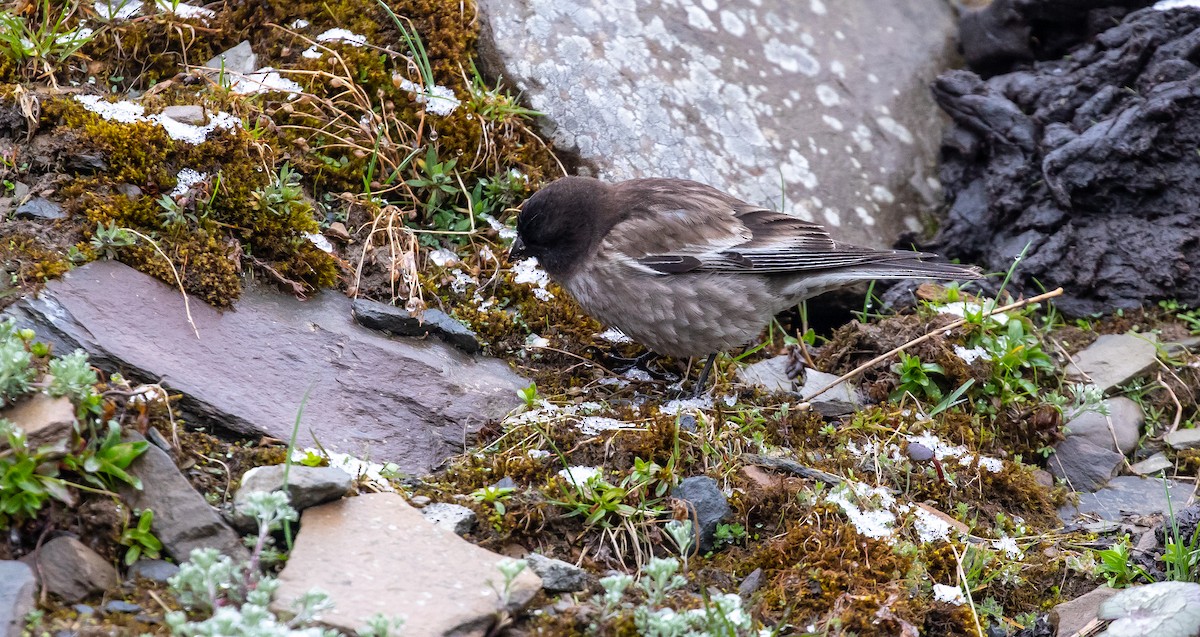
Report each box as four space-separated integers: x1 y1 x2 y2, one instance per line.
907 442 934 462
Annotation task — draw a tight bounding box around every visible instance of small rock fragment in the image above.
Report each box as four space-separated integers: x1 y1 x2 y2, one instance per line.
351 299 481 353
1050 585 1117 637
420 502 477 536
671 476 730 553
737 356 859 416
1068 333 1159 392
102 600 142 614
906 442 935 462
37 537 119 603
798 368 860 416
491 476 518 490
231 464 352 531
526 553 590 593
736 356 792 394
740 465 781 490
1165 428 1200 450
738 568 764 598
205 41 257 74
1048 437 1123 493
0 561 36 636
1033 469 1055 488
325 222 351 241
0 393 75 451
1129 453 1173 476
423 309 481 353
14 197 65 220
125 559 179 584
115 183 143 199
159 105 207 125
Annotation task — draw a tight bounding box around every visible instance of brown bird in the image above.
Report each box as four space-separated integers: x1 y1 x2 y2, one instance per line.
510 176 981 395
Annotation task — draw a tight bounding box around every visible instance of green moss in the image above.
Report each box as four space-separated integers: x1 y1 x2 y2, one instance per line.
43 96 336 305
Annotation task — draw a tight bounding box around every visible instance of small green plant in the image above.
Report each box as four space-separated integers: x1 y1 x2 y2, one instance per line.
494 558 528 606
0 421 72 524
592 556 769 636
713 522 747 548
0 0 96 81
518 383 540 408
90 222 137 259
1045 382 1109 421
120 508 164 565
1160 300 1200 335
972 314 1056 406
1096 538 1150 588
406 147 464 228
471 485 516 526
465 62 542 123
357 614 406 637
0 330 35 406
891 352 945 402
46 349 100 406
664 519 694 570
63 420 148 490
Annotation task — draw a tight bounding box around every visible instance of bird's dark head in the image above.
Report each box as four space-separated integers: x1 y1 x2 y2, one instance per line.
512 176 613 279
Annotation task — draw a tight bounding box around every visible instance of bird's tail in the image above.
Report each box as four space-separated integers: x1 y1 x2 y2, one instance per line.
777 253 982 302
833 255 983 282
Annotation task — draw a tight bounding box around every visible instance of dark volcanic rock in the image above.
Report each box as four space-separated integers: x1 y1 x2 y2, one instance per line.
931 7 1200 316
3 260 526 474
957 0 1154 75
671 476 730 554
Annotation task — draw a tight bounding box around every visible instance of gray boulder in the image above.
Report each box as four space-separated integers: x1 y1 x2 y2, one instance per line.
477 0 960 247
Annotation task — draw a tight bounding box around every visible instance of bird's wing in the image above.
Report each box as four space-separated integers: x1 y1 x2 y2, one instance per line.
604 179 929 274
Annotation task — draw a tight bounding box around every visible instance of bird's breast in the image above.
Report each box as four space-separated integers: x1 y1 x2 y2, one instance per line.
560 258 780 358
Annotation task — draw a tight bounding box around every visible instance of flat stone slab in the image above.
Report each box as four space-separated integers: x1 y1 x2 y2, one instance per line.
273 493 541 636
1060 476 1194 523
4 261 527 474
478 0 958 247
1068 333 1159 392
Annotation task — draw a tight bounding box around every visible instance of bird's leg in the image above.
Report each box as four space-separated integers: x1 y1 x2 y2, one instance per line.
691 353 718 399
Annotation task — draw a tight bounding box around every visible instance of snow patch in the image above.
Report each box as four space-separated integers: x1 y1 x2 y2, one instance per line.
933 584 966 606
512 257 554 301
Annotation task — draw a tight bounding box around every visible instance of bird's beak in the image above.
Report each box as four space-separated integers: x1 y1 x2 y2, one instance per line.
509 236 527 260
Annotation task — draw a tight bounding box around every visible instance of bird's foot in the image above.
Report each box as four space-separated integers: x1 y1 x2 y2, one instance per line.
600 350 679 382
